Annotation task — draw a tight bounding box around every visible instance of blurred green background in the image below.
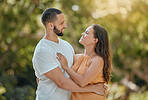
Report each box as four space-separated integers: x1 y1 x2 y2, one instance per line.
0 0 148 100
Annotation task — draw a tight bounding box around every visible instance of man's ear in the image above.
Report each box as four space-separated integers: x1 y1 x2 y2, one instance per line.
47 23 54 30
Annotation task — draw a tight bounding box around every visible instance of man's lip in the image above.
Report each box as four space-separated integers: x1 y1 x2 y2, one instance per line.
62 29 64 32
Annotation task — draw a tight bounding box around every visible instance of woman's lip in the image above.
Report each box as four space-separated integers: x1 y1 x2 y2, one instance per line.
80 38 83 40
81 36 84 39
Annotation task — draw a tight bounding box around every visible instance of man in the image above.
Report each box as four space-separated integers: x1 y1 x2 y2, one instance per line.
32 8 107 100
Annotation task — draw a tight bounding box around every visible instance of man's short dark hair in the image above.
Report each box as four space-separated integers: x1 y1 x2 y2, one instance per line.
41 8 62 26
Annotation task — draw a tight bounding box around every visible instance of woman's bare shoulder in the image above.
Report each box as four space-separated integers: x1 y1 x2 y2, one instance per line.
91 55 104 63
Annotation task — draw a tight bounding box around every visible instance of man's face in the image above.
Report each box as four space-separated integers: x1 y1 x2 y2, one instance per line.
54 25 63 36
53 14 67 36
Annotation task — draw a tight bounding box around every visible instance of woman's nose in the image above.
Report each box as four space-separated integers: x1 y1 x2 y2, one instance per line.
81 32 85 36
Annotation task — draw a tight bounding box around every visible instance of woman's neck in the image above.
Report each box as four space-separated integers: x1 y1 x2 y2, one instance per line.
84 45 96 56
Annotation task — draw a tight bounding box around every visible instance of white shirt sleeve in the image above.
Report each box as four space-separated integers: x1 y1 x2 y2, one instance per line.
33 50 59 75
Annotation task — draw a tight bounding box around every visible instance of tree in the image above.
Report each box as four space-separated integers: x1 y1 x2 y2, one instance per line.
0 0 148 99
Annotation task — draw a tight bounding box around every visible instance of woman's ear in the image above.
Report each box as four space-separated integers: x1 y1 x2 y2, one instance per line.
93 38 98 44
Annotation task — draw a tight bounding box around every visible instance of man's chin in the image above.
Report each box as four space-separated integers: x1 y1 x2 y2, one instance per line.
56 32 63 36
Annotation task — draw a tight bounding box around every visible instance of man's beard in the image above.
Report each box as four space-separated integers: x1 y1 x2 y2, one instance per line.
54 26 63 36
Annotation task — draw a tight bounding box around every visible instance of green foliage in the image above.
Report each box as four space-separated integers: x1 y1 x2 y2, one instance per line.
0 0 148 99
128 91 148 100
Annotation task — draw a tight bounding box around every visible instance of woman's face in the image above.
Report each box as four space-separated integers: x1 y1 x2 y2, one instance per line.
79 26 97 46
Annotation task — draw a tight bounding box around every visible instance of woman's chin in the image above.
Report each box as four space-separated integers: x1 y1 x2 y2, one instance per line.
79 40 84 45
79 39 82 43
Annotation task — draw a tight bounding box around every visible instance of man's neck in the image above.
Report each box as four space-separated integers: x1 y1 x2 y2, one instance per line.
44 30 59 43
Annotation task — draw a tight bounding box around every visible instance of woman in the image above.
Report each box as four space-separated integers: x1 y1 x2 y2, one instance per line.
57 24 111 100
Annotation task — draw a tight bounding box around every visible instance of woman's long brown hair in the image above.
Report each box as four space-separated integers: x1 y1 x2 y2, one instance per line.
92 24 111 84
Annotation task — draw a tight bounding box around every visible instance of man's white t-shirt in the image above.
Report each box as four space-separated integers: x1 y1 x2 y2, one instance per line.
32 38 74 100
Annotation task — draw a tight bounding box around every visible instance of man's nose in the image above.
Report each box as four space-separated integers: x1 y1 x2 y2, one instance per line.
64 24 67 28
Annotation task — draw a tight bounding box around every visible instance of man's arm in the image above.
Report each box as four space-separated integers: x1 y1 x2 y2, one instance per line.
44 66 105 94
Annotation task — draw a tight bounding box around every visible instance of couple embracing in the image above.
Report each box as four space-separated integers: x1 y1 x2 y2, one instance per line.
32 8 111 100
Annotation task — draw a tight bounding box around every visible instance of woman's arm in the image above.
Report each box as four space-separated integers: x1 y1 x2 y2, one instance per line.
57 53 104 87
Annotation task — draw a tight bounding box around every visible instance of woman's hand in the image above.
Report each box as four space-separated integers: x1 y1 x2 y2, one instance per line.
36 78 39 85
94 83 108 97
56 53 68 70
